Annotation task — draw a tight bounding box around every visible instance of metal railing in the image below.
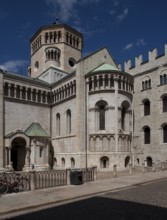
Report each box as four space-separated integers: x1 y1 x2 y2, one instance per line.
35 169 67 190
78 167 96 182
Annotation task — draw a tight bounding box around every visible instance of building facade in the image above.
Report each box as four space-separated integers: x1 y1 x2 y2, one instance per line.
0 22 166 172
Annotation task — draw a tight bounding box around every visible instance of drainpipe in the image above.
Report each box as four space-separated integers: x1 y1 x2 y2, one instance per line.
85 76 88 170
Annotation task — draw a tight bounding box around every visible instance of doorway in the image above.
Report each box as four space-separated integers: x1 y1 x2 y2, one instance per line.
11 137 26 171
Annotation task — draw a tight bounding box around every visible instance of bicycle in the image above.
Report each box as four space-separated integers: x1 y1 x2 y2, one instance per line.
0 172 30 195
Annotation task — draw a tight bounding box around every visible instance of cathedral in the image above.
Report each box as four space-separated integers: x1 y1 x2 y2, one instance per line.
0 22 167 171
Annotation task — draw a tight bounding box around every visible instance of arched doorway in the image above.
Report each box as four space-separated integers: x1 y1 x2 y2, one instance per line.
125 156 131 167
100 156 109 168
146 156 152 167
11 137 26 171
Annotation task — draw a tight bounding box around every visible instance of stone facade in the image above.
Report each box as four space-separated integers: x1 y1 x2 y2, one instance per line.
125 46 167 167
0 23 166 172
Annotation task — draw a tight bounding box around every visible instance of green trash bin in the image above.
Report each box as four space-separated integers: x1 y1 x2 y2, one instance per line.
70 170 83 185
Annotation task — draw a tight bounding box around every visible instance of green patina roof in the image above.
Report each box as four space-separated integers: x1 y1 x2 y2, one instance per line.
25 122 49 137
92 63 118 72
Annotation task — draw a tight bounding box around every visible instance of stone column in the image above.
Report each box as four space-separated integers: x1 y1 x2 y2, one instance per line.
129 163 133 174
108 75 111 88
152 163 156 172
113 164 117 177
91 76 94 91
8 84 11 97
31 139 36 166
24 146 31 171
97 75 100 90
8 83 11 97
161 162 165 170
8 146 12 165
19 87 22 99
102 75 105 89
14 85 17 98
86 78 89 92
66 169 71 185
25 88 28 100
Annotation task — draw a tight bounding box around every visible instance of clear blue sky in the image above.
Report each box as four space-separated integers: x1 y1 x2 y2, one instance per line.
0 0 167 75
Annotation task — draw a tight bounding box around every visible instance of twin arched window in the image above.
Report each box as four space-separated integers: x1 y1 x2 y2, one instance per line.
56 109 72 136
142 79 151 90
160 73 167 85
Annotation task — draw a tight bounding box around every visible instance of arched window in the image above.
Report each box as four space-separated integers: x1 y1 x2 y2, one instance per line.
144 126 150 144
121 106 126 130
100 156 109 168
142 79 151 90
99 105 105 130
56 113 60 136
61 158 65 167
70 158 75 168
67 109 71 134
144 100 150 116
163 96 167 112
163 125 167 143
96 101 108 131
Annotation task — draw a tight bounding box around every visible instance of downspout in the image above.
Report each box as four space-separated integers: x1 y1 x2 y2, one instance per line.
49 93 53 168
85 75 88 170
132 83 135 168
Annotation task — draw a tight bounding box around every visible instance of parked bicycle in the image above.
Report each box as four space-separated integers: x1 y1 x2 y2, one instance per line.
0 171 30 195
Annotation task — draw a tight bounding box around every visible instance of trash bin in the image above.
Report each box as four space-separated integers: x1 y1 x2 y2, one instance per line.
70 170 83 185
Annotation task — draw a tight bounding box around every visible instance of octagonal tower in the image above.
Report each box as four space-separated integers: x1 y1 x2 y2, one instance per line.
29 23 83 78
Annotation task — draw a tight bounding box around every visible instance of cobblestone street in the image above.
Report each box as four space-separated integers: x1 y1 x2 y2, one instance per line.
8 179 167 220
103 179 167 209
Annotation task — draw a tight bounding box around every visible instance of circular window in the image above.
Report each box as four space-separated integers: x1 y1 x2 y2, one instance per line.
34 61 39 72
68 58 76 67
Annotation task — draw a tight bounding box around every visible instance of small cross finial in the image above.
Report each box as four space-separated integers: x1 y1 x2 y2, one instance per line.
53 18 59 25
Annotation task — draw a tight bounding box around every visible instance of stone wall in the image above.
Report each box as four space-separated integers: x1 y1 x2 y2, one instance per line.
4 101 50 136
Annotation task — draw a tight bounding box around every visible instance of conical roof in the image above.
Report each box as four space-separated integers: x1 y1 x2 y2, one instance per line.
25 122 49 137
92 63 118 72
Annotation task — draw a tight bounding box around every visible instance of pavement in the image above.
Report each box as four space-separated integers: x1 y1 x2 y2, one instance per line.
1 170 167 218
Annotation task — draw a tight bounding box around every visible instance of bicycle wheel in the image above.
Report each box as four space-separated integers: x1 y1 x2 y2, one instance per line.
19 178 30 191
0 181 8 195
